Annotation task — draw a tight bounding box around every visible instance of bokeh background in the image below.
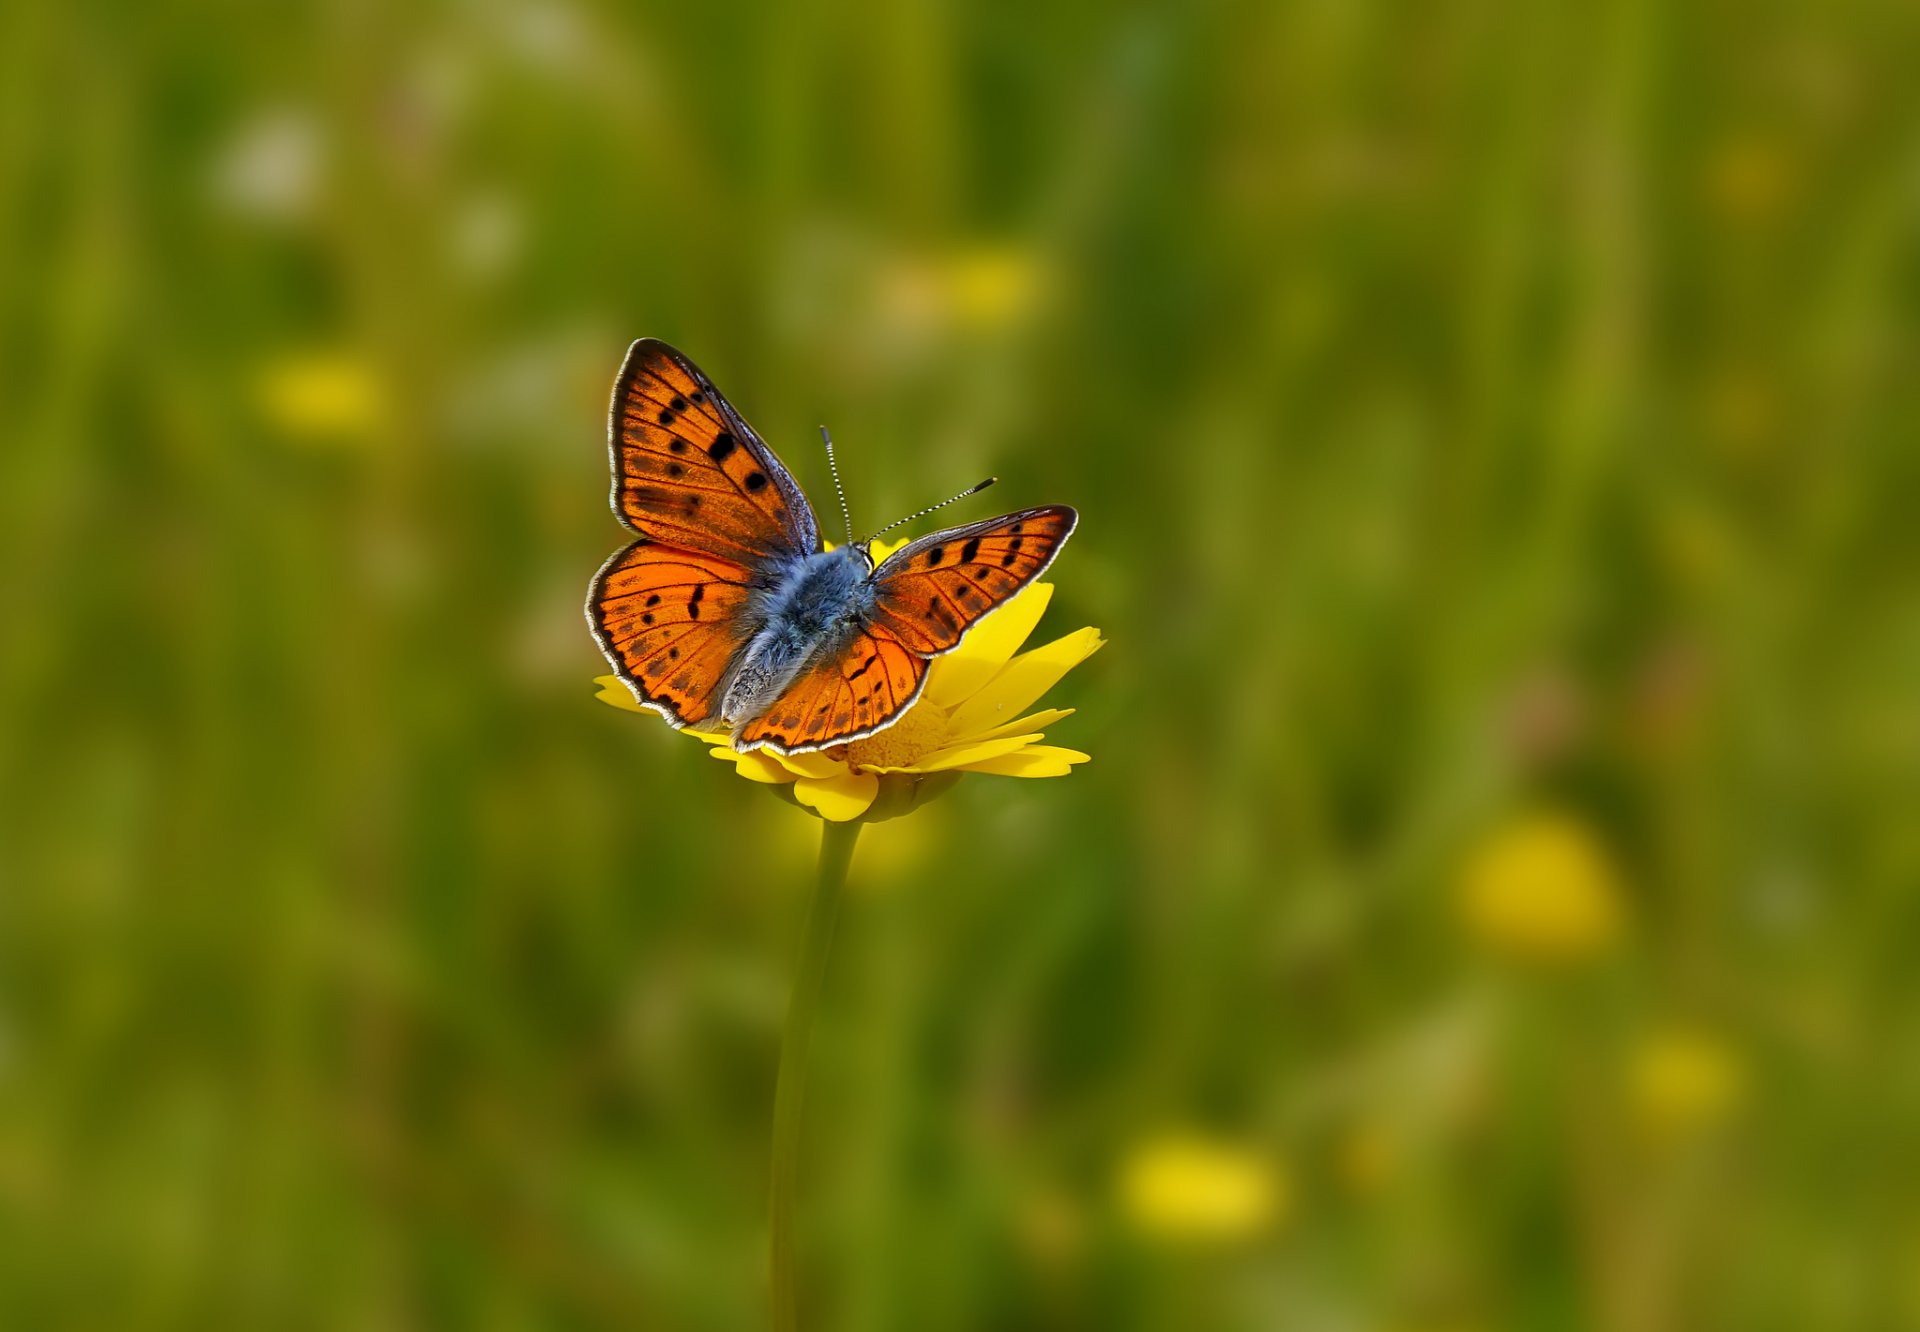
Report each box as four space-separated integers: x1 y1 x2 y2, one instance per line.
4 0 1918 1327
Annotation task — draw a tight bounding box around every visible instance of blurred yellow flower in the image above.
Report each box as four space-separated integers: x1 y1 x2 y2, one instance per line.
1629 1029 1745 1141
595 541 1101 823
943 245 1046 331
874 243 1048 344
1458 811 1625 964
257 350 385 439
1117 1132 1286 1243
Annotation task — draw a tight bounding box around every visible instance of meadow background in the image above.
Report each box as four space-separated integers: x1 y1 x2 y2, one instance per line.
3 0 1918 1328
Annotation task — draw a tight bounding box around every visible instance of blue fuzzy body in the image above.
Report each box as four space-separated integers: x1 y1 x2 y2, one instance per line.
721 547 876 728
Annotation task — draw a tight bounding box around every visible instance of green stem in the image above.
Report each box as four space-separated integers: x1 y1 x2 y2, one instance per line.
770 817 859 1331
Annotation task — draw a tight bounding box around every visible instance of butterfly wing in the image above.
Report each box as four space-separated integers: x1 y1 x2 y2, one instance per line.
734 623 929 753
587 538 755 728
608 339 820 562
733 505 1077 754
865 505 1078 654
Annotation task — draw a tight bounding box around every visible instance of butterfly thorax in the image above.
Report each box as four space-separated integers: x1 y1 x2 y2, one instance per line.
720 546 877 728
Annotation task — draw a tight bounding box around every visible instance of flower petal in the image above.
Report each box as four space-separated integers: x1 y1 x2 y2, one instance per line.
685 728 733 745
594 675 649 713
924 583 1055 708
945 627 1105 737
765 749 851 780
793 771 880 821
959 745 1090 778
969 707 1074 744
714 748 797 784
862 734 1042 775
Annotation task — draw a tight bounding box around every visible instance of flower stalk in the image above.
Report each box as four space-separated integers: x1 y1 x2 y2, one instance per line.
770 818 860 1330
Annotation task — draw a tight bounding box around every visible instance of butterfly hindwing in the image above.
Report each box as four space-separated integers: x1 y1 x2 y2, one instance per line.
588 538 754 727
866 505 1077 654
735 623 929 753
609 339 820 563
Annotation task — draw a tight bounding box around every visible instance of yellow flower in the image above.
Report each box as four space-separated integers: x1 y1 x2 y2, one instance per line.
595 541 1101 823
256 350 385 439
942 245 1046 331
1628 1029 1745 1141
1458 811 1625 965
1117 1132 1286 1243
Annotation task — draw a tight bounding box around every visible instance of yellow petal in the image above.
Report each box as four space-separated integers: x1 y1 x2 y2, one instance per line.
969 707 1074 744
829 535 912 560
924 583 1054 709
961 745 1089 777
593 676 649 713
765 749 851 780
794 771 880 821
718 749 797 784
863 734 1041 775
685 728 733 745
946 628 1104 737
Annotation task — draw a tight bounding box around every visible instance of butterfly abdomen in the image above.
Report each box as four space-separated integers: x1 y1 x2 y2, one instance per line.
722 547 879 728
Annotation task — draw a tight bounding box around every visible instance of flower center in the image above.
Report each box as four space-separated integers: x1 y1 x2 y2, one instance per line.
843 700 951 770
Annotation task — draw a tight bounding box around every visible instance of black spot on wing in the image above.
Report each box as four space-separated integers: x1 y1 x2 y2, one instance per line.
708 432 736 462
960 537 981 564
925 545 945 567
744 470 768 493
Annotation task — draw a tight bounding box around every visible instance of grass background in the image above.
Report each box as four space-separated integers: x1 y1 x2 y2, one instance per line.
3 0 1918 1327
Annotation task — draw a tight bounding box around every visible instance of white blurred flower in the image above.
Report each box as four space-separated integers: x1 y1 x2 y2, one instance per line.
209 107 323 221
450 192 523 280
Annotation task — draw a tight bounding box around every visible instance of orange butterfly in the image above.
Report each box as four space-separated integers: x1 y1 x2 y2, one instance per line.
587 340 1078 755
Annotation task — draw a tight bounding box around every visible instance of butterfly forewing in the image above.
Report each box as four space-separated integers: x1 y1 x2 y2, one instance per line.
610 339 819 562
866 505 1077 655
589 539 754 727
735 623 929 752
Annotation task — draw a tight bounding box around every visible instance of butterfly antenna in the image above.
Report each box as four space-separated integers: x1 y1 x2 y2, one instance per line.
820 426 855 548
862 476 998 545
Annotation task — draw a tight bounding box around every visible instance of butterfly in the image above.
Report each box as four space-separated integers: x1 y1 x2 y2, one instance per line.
587 339 1077 755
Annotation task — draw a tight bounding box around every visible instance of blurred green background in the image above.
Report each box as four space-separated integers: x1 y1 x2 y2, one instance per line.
4 0 1919 1327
